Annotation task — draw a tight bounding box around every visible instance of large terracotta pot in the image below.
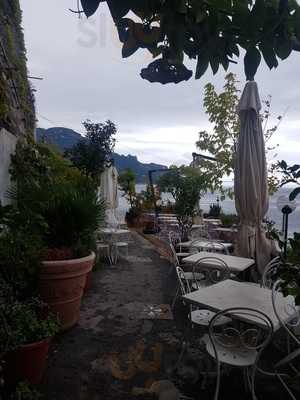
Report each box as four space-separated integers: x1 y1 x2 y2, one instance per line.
4 338 51 385
39 252 95 330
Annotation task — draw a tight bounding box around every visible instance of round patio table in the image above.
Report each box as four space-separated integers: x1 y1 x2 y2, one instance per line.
99 228 130 264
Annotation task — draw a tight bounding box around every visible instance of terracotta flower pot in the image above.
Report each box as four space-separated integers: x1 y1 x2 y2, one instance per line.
39 252 95 330
4 338 51 385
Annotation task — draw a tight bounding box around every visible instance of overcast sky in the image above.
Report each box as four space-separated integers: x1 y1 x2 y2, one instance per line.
20 0 300 168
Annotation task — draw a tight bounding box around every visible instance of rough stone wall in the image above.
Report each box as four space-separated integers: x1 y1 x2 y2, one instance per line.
0 0 35 203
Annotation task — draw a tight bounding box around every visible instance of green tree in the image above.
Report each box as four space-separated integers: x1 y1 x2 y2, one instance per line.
118 168 136 207
195 73 282 194
78 1 300 83
66 120 116 181
157 166 207 235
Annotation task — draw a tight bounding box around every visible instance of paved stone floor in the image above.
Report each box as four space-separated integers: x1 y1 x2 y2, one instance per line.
42 232 299 400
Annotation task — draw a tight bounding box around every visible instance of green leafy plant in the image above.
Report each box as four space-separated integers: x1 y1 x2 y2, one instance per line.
277 233 300 305
157 166 207 238
78 1 300 83
10 381 43 400
8 139 106 259
118 169 137 208
0 297 59 353
195 73 282 194
0 204 45 299
65 120 116 181
39 181 105 258
276 160 300 200
220 213 239 227
208 203 222 218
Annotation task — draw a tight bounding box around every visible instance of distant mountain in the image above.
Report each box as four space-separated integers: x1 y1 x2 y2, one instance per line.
36 127 168 183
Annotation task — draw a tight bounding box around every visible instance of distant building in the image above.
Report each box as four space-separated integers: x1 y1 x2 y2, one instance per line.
0 0 35 204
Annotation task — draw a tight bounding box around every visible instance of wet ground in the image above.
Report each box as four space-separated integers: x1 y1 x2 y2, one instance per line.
42 231 299 400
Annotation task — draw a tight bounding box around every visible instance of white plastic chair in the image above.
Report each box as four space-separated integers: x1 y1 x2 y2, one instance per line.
204 307 273 400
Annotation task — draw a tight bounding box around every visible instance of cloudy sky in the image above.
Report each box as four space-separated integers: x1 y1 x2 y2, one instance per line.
20 0 300 167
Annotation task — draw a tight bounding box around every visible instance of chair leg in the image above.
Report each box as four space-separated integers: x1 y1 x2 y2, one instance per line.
276 373 297 400
171 285 180 309
214 359 221 400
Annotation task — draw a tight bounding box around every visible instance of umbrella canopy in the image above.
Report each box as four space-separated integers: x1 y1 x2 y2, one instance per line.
99 165 119 227
234 81 272 274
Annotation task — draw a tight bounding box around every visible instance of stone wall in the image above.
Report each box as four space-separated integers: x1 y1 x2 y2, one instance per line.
0 0 35 203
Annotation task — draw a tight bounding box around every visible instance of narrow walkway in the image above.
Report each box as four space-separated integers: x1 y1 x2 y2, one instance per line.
43 232 181 400
43 232 297 400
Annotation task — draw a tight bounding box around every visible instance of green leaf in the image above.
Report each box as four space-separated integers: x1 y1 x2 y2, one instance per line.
259 41 278 69
275 34 292 60
289 187 300 201
248 0 266 36
107 0 130 21
210 53 220 75
81 0 101 18
195 53 209 79
244 46 261 80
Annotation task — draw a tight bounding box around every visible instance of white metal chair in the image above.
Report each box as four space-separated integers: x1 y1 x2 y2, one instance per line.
170 241 204 309
191 256 231 290
110 241 129 263
203 307 274 400
175 266 230 327
270 280 300 400
96 242 110 262
168 231 191 259
261 256 281 288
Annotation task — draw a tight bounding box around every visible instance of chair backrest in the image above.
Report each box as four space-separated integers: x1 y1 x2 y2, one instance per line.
188 239 229 255
261 256 281 288
175 266 191 295
209 307 274 350
169 241 180 267
192 256 230 288
272 280 300 346
208 307 273 400
168 231 180 247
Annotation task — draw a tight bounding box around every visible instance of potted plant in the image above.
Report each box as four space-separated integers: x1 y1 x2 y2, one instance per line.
37 181 105 330
8 140 105 330
0 296 59 385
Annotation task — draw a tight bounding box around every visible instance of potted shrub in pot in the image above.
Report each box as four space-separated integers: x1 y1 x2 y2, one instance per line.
0 295 59 385
37 181 105 330
8 140 105 330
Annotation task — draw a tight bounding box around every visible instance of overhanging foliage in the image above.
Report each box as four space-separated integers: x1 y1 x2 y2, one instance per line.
79 1 300 83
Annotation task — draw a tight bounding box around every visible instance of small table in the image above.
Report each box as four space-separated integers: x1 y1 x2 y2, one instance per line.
182 251 254 273
182 279 296 331
99 228 130 264
180 240 233 253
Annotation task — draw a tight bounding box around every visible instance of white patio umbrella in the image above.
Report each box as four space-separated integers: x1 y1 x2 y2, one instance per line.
234 81 272 275
99 165 119 227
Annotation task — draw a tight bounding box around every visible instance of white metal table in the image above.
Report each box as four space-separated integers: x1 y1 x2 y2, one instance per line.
180 240 233 253
182 251 254 273
99 228 130 264
182 279 296 331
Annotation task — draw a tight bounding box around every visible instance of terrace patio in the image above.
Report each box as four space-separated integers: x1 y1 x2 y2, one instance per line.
42 230 299 400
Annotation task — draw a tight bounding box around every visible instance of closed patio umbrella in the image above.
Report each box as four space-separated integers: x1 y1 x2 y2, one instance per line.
99 165 119 227
234 81 272 275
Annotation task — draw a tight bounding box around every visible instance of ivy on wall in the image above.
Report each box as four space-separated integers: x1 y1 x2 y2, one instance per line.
0 0 35 136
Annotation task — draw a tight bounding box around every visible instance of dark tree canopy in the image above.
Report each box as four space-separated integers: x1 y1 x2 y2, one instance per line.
65 119 116 180
78 1 300 83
